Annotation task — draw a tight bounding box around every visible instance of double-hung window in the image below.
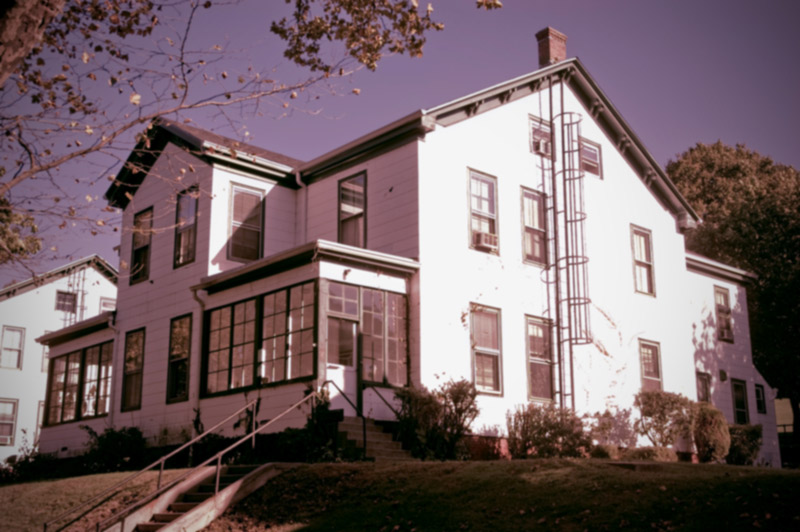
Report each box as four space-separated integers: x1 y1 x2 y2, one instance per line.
731 379 749 424
122 329 145 411
527 317 552 400
471 305 501 393
1 325 24 369
715 286 734 342
755 384 767 414
130 208 153 284
229 185 263 262
174 187 198 268
55 291 77 313
579 138 602 177
696 371 711 402
469 170 498 252
522 188 546 265
0 399 17 446
338 173 366 247
167 315 191 403
639 340 662 391
631 226 655 295
530 117 552 157
46 341 112 425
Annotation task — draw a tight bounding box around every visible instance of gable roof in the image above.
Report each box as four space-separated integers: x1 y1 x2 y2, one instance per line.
0 254 117 301
105 119 305 209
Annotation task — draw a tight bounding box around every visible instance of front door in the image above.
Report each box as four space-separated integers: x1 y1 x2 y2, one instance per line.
327 317 359 416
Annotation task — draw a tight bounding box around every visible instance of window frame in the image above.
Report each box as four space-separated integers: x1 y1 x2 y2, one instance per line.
579 137 602 178
337 172 367 248
526 316 553 401
631 225 655 296
1 325 24 370
0 398 18 446
227 184 264 263
99 297 116 313
714 286 734 343
521 187 547 266
121 328 145 412
639 339 662 391
696 371 711 402
529 116 554 158
754 384 767 414
130 207 153 285
167 314 192 404
55 291 78 313
174 186 199 268
470 304 502 395
468 169 499 254
731 378 749 425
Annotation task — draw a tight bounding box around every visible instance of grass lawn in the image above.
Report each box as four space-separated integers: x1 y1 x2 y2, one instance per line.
204 460 800 532
2 469 186 531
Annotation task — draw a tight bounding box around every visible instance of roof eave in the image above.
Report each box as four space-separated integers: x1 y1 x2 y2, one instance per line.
37 311 114 347
686 253 757 284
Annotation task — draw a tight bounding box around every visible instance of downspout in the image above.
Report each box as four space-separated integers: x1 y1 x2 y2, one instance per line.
295 170 308 244
191 287 206 436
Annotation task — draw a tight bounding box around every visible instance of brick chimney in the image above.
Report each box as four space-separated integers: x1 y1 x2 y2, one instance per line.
536 27 567 68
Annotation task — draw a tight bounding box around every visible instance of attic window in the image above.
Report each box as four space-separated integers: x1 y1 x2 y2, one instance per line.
55 291 77 313
130 208 153 284
579 138 602 177
530 117 552 157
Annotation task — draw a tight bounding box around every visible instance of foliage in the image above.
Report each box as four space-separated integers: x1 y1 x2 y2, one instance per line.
693 402 730 463
619 446 679 462
590 443 620 460
634 390 694 447
586 408 637 448
0 430 59 484
505 403 590 459
80 425 147 472
395 379 479 460
0 196 41 265
727 424 763 466
667 142 800 436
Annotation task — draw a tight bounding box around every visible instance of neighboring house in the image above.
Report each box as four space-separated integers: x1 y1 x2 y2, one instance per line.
0 255 117 463
38 28 781 465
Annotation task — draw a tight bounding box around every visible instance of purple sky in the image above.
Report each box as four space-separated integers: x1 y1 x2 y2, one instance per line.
3 0 799 286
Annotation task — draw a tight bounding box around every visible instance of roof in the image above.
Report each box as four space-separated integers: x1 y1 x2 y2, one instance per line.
36 311 114 348
0 255 117 301
108 59 700 228
685 251 757 284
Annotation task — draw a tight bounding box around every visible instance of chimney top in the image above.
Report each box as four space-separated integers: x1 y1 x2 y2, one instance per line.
535 27 568 68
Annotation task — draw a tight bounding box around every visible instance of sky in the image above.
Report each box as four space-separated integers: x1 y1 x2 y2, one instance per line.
3 0 799 286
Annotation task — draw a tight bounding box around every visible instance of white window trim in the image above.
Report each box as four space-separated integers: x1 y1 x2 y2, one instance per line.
471 304 502 395
1 325 24 370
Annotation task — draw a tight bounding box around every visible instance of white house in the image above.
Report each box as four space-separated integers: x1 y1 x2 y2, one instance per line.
0 255 117 463
38 28 780 465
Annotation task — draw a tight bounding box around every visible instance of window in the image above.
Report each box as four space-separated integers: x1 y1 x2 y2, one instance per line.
45 341 112 425
527 317 552 400
522 188 546 265
471 305 501 393
131 208 153 284
122 329 145 411
696 371 711 402
715 286 734 342
639 340 662 391
99 297 116 313
41 337 50 372
530 117 552 157
731 379 749 424
755 384 766 414
327 282 408 386
174 187 198 267
469 170 498 252
229 186 263 262
1 325 24 369
579 138 602 177
260 282 315 385
631 226 655 295
167 315 191 403
338 173 366 247
0 399 17 446
55 291 77 313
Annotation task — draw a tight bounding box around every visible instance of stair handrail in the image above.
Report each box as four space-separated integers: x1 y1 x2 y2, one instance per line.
362 383 401 420
320 379 367 458
42 397 259 532
94 391 321 532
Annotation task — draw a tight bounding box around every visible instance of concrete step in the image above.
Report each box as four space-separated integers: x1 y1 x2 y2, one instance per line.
339 421 390 436
136 524 166 532
182 492 214 503
152 512 183 523
339 430 396 445
167 502 198 513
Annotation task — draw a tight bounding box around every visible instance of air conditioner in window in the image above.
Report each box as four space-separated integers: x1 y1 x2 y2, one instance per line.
0 435 10 445
473 231 499 252
533 139 552 157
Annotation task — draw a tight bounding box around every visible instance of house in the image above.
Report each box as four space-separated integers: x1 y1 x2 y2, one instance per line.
38 28 780 465
0 255 117 463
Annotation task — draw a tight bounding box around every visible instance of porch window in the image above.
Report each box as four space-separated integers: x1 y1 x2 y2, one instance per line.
522 188 546 265
527 317 552 400
631 226 655 295
131 208 153 284
715 286 734 342
260 282 315 384
174 187 198 268
471 305 501 393
122 329 145 411
229 185 263 262
46 341 112 425
167 315 191 403
338 173 366 247
732 379 749 424
639 340 662 391
207 300 256 393
328 317 357 366
1 325 23 369
0 399 17 446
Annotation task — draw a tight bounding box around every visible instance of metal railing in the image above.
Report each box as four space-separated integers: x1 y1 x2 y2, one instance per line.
44 397 260 532
363 383 401 420
321 380 367 457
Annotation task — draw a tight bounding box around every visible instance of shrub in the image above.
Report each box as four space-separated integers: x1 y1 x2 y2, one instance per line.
586 409 637 448
727 424 763 465
619 446 679 462
81 425 147 473
590 444 621 460
634 390 694 447
506 403 590 459
693 403 730 463
396 379 479 460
